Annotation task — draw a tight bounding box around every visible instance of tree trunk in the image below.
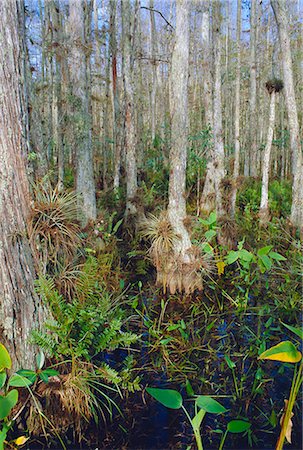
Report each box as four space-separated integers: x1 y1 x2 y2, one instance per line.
162 0 202 294
0 0 45 368
69 0 96 224
271 0 303 233
212 5 226 219
110 0 122 190
121 0 138 218
231 0 241 217
259 92 276 224
200 0 215 214
248 0 258 177
149 0 159 142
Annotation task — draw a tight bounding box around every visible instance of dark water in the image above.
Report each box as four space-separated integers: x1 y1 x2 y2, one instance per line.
89 309 302 450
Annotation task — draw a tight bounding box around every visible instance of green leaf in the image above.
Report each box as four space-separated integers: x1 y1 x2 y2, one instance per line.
8 374 34 388
192 408 206 431
146 387 183 409
259 254 272 271
201 242 213 254
16 370 37 384
224 355 236 369
269 409 277 428
257 246 273 256
36 350 45 370
258 341 302 363
238 249 253 262
0 372 6 389
0 389 18 420
39 372 49 383
226 251 239 265
280 322 303 340
227 420 251 433
196 396 227 414
0 344 11 371
208 212 217 225
205 229 217 240
185 379 195 397
268 251 286 261
42 369 59 377
0 424 8 450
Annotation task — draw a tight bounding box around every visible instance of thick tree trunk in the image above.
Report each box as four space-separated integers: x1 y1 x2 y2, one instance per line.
161 0 202 294
259 92 276 224
69 0 96 224
0 0 45 368
271 0 303 232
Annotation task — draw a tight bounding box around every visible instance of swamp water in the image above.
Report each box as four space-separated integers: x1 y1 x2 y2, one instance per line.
89 304 302 449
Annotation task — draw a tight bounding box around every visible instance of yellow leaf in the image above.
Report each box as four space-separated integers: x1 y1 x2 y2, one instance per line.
216 261 225 276
280 400 294 444
14 436 29 446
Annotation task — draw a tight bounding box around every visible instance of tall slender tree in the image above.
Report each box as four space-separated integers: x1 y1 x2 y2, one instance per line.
121 0 138 217
231 0 241 217
69 0 96 224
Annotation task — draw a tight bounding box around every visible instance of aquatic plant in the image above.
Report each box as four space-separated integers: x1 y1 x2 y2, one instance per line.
146 387 226 450
258 323 303 450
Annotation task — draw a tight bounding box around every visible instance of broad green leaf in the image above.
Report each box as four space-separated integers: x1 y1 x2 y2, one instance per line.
192 408 206 431
146 387 183 409
227 420 251 433
238 249 253 262
226 251 239 265
258 341 302 363
41 369 59 377
280 322 303 340
268 251 286 261
224 355 236 369
208 212 217 225
259 254 272 271
36 350 45 370
16 370 37 384
205 229 217 240
0 372 6 389
257 246 273 256
196 396 227 414
8 374 34 388
39 372 49 383
0 389 18 420
0 344 11 371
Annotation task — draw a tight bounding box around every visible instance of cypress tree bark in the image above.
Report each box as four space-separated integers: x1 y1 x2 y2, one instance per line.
271 0 303 233
0 0 45 368
69 0 96 224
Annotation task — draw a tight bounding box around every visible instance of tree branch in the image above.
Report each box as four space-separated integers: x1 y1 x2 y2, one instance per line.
140 6 174 30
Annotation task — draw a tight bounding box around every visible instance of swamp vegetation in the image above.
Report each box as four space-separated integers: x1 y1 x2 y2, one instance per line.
0 0 302 449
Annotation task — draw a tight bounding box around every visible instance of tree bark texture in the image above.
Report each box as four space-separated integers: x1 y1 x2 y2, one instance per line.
0 0 45 368
259 92 276 223
271 0 303 232
69 0 96 224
